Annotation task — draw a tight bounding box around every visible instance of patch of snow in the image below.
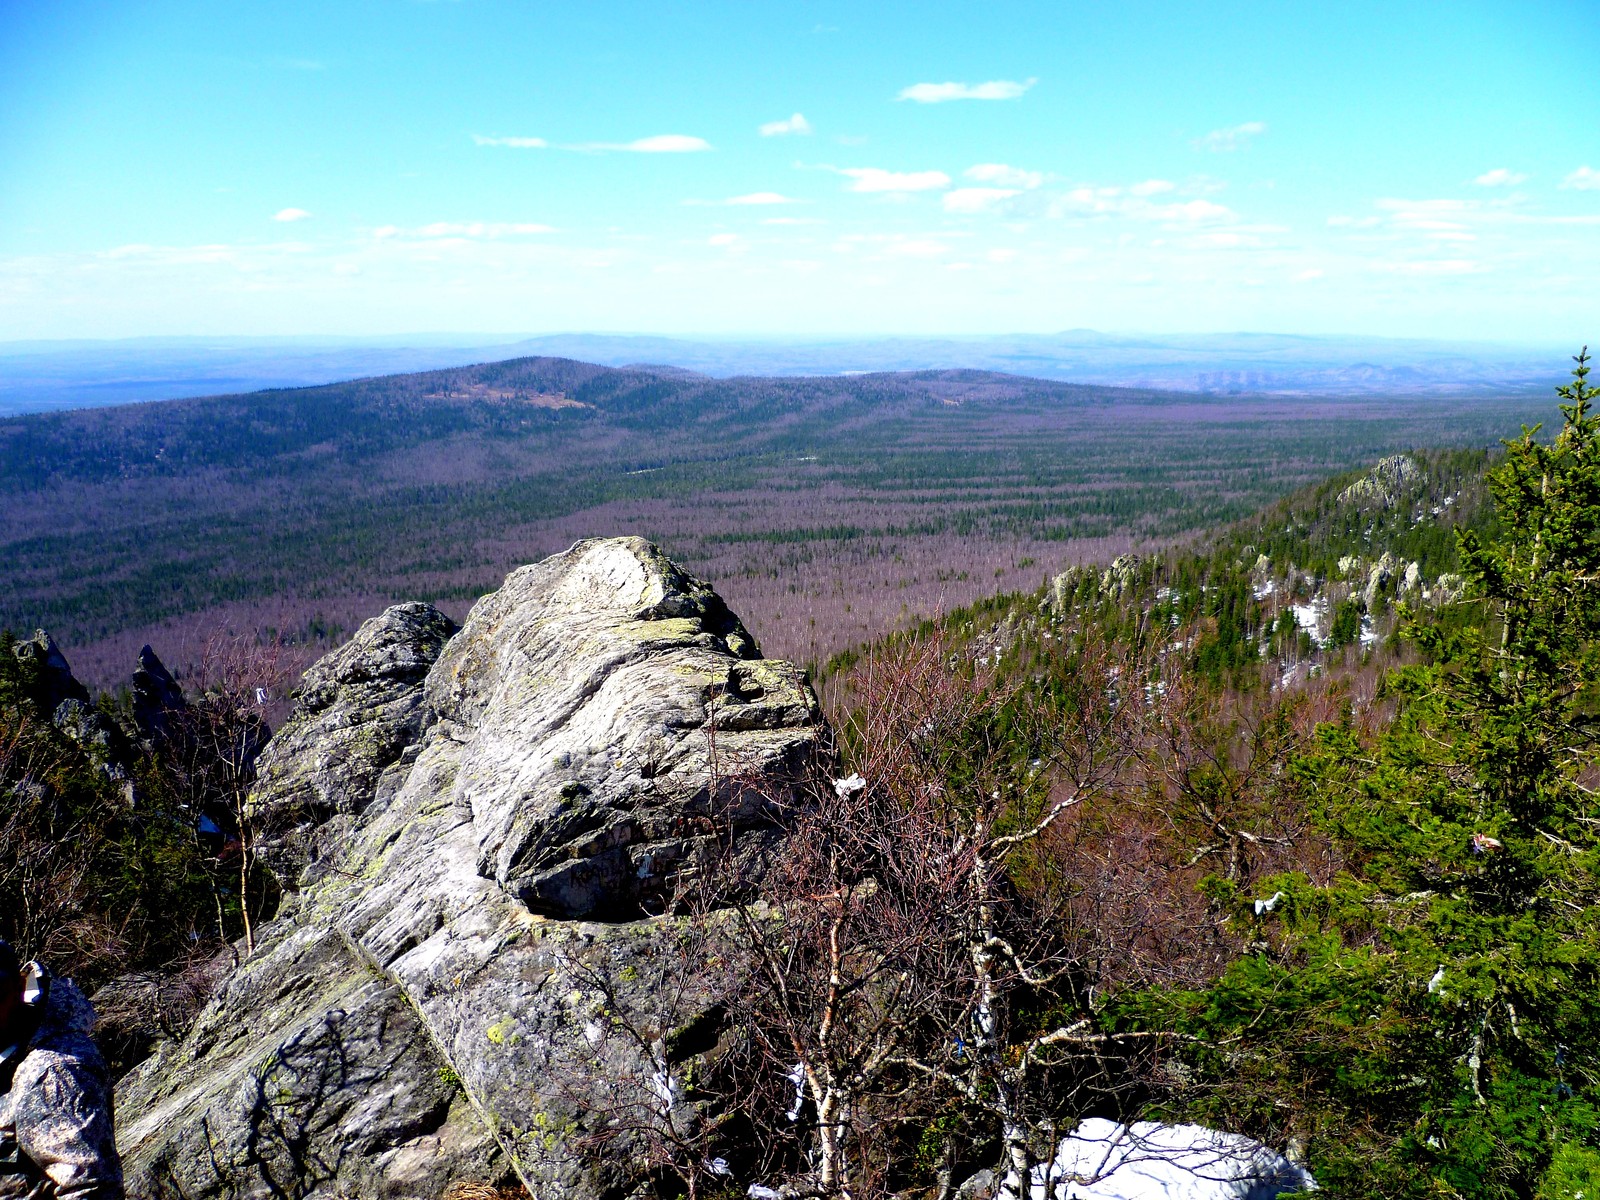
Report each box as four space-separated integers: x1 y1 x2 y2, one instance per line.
1253 581 1276 600
1253 891 1285 916
1359 616 1379 647
1290 601 1325 647
1022 1119 1315 1200
833 774 867 799
784 1063 805 1122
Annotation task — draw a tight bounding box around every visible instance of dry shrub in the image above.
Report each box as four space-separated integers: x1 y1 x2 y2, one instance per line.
441 1184 530 1200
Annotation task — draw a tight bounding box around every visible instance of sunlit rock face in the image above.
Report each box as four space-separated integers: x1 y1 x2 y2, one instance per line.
116 537 828 1200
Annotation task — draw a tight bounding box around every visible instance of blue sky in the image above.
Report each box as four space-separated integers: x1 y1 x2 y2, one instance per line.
1 0 1596 342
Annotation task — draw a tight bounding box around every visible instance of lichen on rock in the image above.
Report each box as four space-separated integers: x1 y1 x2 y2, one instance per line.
117 537 828 1200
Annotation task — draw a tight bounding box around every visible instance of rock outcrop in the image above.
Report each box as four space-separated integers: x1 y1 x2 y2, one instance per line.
1336 453 1424 508
249 601 459 887
130 645 189 749
12 629 91 713
11 630 132 782
116 537 828 1200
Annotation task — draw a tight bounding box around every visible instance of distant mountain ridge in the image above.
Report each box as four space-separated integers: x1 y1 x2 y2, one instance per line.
0 349 1554 689
0 330 1562 416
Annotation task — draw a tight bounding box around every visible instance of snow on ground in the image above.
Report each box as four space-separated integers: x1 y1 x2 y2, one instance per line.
1289 600 1325 647
1023 1119 1315 1200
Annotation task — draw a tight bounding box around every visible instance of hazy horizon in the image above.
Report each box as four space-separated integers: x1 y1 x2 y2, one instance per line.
0 326 1572 417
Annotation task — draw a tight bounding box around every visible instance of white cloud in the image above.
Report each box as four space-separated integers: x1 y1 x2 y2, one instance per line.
1474 168 1526 187
762 216 825 225
378 221 555 239
1052 187 1235 224
964 163 1043 189
839 167 951 193
472 134 549 148
1130 179 1175 197
1295 268 1325 281
1378 259 1479 275
1194 121 1267 152
708 233 741 246
897 78 1036 104
1373 198 1473 234
572 134 712 153
726 192 801 205
1562 165 1600 190
1160 199 1234 222
943 187 1019 213
272 208 312 222
759 113 812 137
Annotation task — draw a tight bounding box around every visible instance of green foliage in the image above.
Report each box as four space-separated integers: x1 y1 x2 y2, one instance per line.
1327 598 1363 647
1141 352 1600 1197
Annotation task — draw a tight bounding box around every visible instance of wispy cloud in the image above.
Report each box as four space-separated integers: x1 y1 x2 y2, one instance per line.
964 163 1043 189
1372 198 1476 240
272 208 312 222
572 134 712 153
1130 179 1175 197
943 188 1018 213
838 167 951 193
1055 187 1234 223
684 192 804 207
1562 165 1600 190
1194 121 1266 152
1474 168 1526 187
897 78 1036 104
1376 259 1480 276
373 221 555 239
762 216 825 225
472 134 549 148
726 192 801 205
759 113 812 137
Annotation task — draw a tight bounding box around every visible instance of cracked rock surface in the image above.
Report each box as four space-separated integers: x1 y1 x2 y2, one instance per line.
116 537 827 1200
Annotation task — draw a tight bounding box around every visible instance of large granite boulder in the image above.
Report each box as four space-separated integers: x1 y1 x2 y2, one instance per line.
249 601 459 887
116 537 828 1200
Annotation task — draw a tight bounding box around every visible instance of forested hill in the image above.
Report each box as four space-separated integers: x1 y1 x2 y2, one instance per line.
0 356 1120 490
889 444 1499 689
0 354 1550 685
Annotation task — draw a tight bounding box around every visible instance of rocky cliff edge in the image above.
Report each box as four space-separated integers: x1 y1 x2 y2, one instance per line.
115 537 827 1199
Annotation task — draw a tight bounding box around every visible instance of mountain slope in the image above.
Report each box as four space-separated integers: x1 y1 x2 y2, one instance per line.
0 355 1549 684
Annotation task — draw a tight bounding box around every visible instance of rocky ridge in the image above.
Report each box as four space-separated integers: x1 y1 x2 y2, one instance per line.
114 537 827 1200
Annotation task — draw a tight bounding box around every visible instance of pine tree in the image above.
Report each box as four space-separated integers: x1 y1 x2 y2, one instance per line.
1154 352 1600 1198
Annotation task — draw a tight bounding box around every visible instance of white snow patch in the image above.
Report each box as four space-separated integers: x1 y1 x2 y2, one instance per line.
1254 891 1285 916
1021 1118 1315 1199
1290 601 1325 647
784 1063 805 1122
833 773 867 798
